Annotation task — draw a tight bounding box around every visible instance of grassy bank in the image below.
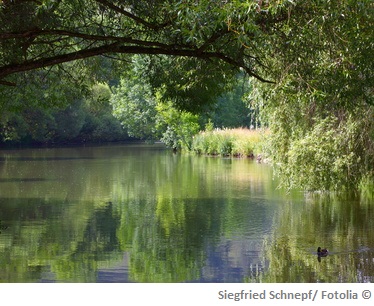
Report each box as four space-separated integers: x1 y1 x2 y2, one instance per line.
191 128 267 157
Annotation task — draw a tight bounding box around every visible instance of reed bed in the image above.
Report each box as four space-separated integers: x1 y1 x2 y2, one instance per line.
191 128 267 157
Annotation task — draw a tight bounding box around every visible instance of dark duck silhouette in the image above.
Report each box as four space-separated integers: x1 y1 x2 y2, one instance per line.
317 247 328 257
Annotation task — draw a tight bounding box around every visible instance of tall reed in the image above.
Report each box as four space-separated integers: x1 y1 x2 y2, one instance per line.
191 128 267 157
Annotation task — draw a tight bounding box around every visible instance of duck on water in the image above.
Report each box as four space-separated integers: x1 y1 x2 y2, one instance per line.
317 247 328 257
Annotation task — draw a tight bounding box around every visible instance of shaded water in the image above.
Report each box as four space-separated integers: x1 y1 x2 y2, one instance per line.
0 144 373 282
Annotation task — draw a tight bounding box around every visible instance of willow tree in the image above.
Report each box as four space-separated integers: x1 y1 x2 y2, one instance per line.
252 0 374 191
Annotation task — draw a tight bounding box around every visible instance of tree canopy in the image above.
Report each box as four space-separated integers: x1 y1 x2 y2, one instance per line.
1 1 372 106
0 0 297 86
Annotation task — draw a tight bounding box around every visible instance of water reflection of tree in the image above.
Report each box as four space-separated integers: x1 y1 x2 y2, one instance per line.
0 146 279 282
49 202 121 282
113 155 277 282
0 199 121 282
116 196 220 282
251 194 374 283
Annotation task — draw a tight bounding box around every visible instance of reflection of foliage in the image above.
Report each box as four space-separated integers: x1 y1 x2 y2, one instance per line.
0 199 121 282
49 203 121 282
7 146 372 283
252 194 374 283
115 198 202 282
130 199 204 282
113 153 277 282
0 145 277 283
156 197 186 238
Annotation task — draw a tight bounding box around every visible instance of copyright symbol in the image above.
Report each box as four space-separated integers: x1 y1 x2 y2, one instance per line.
362 290 371 299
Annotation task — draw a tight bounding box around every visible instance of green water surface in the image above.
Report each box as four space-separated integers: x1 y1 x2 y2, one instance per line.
0 144 373 282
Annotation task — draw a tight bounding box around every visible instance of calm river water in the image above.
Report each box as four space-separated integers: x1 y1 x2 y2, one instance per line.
0 143 373 282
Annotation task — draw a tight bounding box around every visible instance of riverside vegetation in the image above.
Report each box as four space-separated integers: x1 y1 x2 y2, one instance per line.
0 1 373 194
191 127 266 158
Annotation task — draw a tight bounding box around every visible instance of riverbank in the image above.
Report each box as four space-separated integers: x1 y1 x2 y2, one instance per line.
191 128 268 158
0 138 143 151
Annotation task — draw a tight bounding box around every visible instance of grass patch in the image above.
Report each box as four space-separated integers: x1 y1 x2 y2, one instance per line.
191 128 267 157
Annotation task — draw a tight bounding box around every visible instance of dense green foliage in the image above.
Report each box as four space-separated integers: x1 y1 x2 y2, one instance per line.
211 74 254 128
0 0 281 85
252 0 374 191
0 79 129 145
278 114 373 191
142 55 239 113
111 74 159 140
0 0 373 191
110 56 199 149
156 101 200 150
110 56 248 150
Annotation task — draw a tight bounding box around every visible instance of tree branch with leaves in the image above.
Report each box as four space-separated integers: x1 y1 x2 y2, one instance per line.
0 0 288 86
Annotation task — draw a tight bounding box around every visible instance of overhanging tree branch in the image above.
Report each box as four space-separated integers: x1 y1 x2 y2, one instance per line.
0 29 177 49
0 43 274 84
0 0 281 86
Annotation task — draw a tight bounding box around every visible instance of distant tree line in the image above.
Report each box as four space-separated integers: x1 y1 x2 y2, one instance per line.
0 78 130 146
0 57 252 146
